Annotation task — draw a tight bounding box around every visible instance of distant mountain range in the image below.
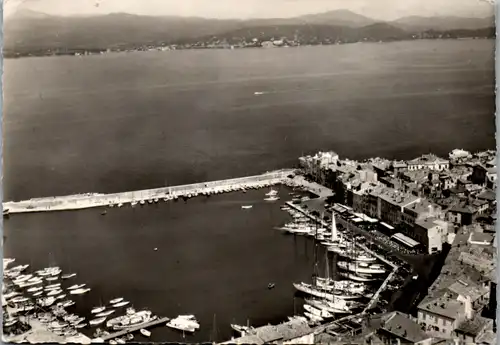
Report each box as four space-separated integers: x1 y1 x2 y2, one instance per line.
4 9 495 57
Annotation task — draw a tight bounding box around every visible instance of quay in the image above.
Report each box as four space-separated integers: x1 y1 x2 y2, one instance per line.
96 317 171 342
284 201 397 269
3 169 295 215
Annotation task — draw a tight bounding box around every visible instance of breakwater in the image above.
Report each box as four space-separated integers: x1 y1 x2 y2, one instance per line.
3 169 295 214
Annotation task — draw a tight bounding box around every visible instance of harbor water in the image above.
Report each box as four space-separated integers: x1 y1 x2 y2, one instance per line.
3 39 496 342
4 187 324 342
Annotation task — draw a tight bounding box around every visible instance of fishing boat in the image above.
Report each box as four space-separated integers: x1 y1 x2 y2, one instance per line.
112 300 130 308
61 273 77 280
109 297 124 304
70 288 91 295
96 310 115 317
140 329 151 337
47 289 63 296
91 306 106 314
89 317 107 326
27 286 43 293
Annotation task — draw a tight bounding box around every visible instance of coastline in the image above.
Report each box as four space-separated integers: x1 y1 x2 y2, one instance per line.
4 37 493 59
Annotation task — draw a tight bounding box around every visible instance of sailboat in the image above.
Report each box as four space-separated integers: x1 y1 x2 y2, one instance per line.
321 214 344 247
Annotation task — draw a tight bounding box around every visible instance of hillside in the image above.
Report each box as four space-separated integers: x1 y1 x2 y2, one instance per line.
391 15 495 31
3 9 495 57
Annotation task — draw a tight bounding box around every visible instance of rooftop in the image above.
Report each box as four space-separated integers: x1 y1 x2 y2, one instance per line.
380 311 431 343
477 190 496 202
408 154 449 165
455 315 492 336
468 232 494 246
415 217 441 230
370 187 420 208
447 279 489 302
418 292 465 319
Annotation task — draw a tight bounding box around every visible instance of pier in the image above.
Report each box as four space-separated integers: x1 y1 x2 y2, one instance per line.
363 267 398 313
97 317 171 342
3 169 295 214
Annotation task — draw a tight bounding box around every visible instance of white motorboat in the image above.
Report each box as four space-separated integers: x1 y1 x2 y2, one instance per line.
264 196 280 202
89 317 107 326
33 291 43 297
265 189 278 196
337 261 386 275
96 310 115 317
91 306 106 314
56 294 66 300
61 273 77 280
47 289 63 296
241 205 253 209
112 300 130 308
140 329 151 337
38 296 56 307
109 297 124 304
46 276 59 281
166 318 196 333
27 286 43 293
67 284 86 290
60 300 76 308
303 304 333 318
70 288 91 295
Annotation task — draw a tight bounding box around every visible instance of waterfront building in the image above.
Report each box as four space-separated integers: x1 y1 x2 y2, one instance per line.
377 311 433 345
417 291 469 338
407 154 450 172
413 217 448 254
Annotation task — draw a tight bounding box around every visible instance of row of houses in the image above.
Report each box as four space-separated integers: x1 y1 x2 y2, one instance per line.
415 224 497 344
298 150 496 254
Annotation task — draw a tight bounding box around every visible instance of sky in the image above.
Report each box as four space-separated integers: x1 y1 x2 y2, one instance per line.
4 0 495 20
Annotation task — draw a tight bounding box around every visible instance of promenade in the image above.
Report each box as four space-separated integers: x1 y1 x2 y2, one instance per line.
3 169 295 214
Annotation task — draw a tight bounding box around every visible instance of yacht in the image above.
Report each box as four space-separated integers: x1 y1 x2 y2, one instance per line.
335 248 376 262
339 272 379 282
293 282 335 301
337 261 386 275
304 298 351 314
166 318 196 333
107 310 154 329
303 312 323 323
303 304 333 319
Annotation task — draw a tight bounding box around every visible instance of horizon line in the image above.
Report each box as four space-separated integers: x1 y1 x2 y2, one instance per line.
12 8 494 22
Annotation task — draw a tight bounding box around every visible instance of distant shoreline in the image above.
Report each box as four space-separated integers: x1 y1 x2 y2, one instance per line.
3 37 493 59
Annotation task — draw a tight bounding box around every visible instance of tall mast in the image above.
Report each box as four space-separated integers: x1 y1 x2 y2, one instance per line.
331 213 338 241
